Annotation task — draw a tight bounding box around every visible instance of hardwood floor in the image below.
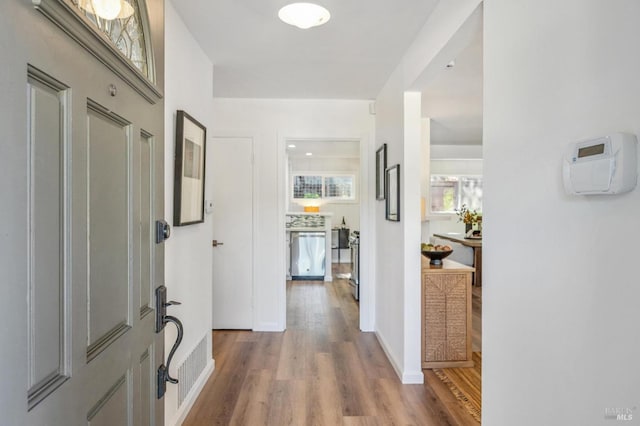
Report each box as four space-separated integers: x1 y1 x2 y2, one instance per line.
472 286 482 352
183 264 480 425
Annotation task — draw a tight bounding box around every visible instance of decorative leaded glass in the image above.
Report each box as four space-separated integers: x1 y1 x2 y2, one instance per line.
71 0 151 81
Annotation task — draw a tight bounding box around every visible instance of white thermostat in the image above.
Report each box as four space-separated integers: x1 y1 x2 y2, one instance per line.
562 132 637 195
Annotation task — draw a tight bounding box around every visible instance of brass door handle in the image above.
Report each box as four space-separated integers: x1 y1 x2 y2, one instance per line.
212 240 224 247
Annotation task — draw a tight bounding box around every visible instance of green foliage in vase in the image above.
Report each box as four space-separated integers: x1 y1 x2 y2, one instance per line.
455 204 482 225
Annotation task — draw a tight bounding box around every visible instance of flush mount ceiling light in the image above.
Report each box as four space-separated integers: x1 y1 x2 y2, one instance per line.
305 152 313 156
288 144 297 148
278 3 331 29
78 0 134 20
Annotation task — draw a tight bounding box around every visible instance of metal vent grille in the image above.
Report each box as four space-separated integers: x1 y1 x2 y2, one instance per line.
177 335 208 407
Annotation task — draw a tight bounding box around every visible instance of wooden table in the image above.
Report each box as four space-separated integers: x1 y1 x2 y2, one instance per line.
421 257 474 369
433 233 482 287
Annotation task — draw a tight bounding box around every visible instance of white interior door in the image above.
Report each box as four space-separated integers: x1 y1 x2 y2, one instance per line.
0 1 165 424
211 137 254 329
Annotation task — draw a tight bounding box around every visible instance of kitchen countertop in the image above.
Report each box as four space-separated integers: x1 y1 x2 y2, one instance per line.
433 232 482 248
286 227 327 232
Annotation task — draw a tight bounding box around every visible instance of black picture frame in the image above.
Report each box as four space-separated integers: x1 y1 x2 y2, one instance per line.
173 110 207 226
385 164 400 222
375 143 387 200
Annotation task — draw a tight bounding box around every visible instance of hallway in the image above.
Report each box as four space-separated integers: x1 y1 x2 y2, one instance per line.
183 269 478 425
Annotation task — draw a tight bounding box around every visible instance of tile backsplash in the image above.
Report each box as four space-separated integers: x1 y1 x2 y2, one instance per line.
286 214 325 228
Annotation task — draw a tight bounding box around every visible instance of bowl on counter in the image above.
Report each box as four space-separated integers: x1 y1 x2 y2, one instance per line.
421 250 453 266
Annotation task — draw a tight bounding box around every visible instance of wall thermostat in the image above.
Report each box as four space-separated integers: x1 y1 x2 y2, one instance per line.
562 132 637 195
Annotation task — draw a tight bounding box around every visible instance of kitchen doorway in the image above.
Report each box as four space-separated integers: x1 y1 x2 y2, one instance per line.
280 137 373 331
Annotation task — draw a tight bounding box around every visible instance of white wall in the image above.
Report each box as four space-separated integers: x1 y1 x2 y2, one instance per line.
373 0 483 384
374 71 410 379
211 99 374 331
431 159 482 173
431 144 482 159
164 2 214 424
484 1 640 425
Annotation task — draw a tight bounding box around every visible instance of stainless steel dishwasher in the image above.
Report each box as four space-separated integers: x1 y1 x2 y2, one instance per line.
290 231 326 280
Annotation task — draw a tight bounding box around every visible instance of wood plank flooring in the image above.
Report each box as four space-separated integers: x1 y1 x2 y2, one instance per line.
472 286 482 352
183 264 480 425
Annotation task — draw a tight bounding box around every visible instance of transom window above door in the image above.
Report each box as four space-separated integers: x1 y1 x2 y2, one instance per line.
71 0 153 81
32 0 161 102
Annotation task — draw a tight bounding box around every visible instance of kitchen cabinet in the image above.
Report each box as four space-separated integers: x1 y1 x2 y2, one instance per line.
421 257 474 369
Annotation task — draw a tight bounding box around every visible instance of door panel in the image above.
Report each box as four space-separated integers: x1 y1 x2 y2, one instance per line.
212 137 253 329
87 375 130 426
136 347 154 426
87 102 131 357
27 69 70 406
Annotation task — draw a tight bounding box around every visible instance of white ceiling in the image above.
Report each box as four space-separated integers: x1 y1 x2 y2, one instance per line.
171 0 439 99
421 22 483 145
171 0 483 146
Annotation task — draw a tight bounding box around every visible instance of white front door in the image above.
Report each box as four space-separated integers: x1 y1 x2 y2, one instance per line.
211 137 254 329
0 1 166 424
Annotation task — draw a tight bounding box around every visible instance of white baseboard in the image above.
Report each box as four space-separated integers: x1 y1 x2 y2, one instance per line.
374 331 424 384
375 331 403 381
254 322 284 332
172 359 214 426
402 370 424 384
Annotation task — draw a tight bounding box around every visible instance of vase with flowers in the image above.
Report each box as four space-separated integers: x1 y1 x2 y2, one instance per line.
455 204 482 237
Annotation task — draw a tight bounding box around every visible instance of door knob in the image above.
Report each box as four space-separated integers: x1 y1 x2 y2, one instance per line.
212 240 224 247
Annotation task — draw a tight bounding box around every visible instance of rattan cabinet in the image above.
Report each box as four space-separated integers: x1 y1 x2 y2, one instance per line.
421 257 474 369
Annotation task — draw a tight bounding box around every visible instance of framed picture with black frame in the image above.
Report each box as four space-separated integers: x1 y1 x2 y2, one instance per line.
385 164 400 222
173 110 207 226
375 143 387 200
